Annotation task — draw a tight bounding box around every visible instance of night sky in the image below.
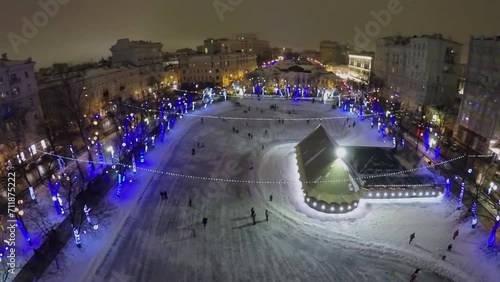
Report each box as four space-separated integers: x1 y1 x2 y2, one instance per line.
1 0 498 68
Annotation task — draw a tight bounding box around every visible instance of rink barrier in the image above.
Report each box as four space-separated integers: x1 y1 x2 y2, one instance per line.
304 194 360 214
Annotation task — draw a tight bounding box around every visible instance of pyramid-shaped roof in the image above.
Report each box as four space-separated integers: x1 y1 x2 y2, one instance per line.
295 125 340 184
295 125 361 204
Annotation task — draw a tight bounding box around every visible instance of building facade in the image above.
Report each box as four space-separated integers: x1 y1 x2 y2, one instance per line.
179 53 257 87
110 38 163 66
374 34 462 112
348 53 373 84
199 34 271 58
456 36 500 154
236 33 271 57
38 62 151 123
0 54 44 165
319 41 349 65
110 38 164 86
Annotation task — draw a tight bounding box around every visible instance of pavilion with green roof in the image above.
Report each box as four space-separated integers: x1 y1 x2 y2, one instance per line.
295 125 362 213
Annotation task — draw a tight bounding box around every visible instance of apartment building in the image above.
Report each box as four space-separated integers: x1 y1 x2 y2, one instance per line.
110 38 163 66
319 41 349 65
38 62 150 122
199 34 271 57
236 33 271 57
373 34 462 112
110 38 164 86
179 53 257 87
456 35 500 154
0 54 44 164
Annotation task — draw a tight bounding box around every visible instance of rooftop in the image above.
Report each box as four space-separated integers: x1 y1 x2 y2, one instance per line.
471 35 500 41
0 54 34 68
380 34 461 45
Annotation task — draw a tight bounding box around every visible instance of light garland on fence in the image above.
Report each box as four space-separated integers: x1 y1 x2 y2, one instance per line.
42 152 464 185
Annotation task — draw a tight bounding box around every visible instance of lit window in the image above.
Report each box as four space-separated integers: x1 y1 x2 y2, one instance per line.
30 144 37 155
41 140 47 149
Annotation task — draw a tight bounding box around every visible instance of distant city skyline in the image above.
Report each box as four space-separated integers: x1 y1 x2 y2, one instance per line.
1 0 498 67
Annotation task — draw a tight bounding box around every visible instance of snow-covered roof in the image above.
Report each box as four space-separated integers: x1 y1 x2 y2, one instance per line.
295 125 361 204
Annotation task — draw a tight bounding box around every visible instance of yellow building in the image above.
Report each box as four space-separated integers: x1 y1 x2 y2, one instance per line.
179 53 257 87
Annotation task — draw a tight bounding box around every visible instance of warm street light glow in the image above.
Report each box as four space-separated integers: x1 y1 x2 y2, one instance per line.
336 147 347 158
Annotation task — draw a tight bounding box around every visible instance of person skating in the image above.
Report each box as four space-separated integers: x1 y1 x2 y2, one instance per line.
202 217 208 227
232 126 236 133
160 191 164 199
251 207 255 217
265 210 269 221
347 117 349 122
164 191 168 200
307 120 310 124
353 121 356 127
189 198 192 207
265 129 268 135
201 117 204 124
409 233 415 244
442 255 446 261
453 229 459 240
192 148 195 155
447 244 452 251
262 145 264 149
246 122 248 126
252 213 256 225
269 195 273 201
192 229 196 237
197 142 200 148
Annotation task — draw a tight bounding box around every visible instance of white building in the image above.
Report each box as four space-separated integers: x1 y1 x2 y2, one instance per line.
374 34 462 112
456 35 500 154
0 54 44 165
348 54 373 84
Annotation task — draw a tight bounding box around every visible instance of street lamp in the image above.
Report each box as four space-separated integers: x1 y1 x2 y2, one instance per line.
336 147 347 158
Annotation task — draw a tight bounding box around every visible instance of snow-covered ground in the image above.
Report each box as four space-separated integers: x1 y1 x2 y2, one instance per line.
43 99 500 282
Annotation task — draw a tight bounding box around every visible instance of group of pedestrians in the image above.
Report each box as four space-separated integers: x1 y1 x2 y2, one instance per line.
250 207 270 225
408 228 461 280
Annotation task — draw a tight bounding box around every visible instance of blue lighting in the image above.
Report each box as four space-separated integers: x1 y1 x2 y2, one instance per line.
457 182 465 209
445 178 451 197
488 219 500 246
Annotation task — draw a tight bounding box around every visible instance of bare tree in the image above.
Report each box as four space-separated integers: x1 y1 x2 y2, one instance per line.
0 105 38 201
49 71 96 175
58 167 115 248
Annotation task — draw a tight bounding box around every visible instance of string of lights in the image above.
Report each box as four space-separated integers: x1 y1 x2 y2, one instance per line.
43 152 465 185
121 102 404 121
